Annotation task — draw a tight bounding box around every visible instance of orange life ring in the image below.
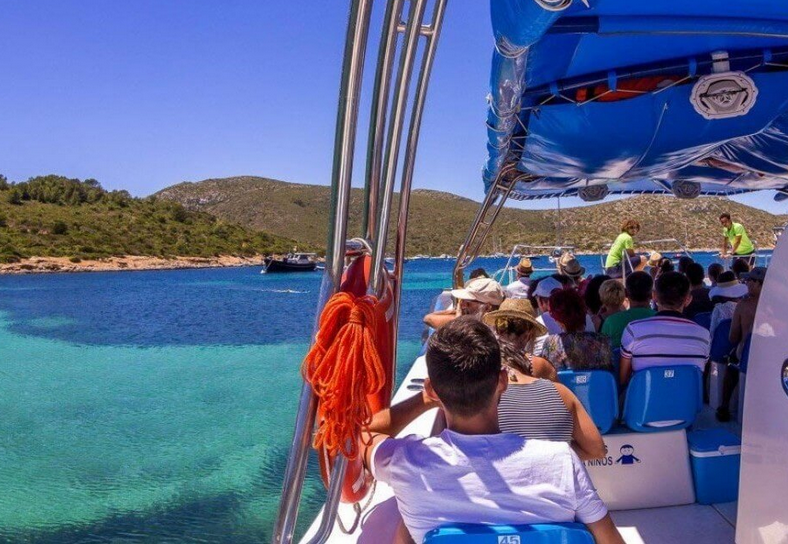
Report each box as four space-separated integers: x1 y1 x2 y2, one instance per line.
303 254 395 503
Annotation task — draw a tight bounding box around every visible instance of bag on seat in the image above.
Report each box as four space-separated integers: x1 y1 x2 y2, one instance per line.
623 366 703 432
558 370 618 434
423 523 594 543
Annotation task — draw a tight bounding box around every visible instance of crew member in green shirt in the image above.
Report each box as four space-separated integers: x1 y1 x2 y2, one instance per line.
604 219 647 278
719 212 755 266
601 271 656 349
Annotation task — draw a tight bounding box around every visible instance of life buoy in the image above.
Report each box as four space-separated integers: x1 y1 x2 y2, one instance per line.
302 254 395 503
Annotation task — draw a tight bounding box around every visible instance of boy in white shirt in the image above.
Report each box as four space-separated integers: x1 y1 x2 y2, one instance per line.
362 316 624 544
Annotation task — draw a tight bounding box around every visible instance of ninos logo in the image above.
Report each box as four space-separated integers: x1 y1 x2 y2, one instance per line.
585 444 641 467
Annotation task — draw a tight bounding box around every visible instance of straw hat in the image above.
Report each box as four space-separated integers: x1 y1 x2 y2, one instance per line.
482 298 548 336
451 277 505 306
516 258 534 275
557 253 585 277
647 251 662 267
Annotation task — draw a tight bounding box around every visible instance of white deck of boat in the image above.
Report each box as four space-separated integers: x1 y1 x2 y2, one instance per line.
302 356 738 544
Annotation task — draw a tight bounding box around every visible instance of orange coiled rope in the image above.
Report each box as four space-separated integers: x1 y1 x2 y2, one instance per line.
303 291 386 460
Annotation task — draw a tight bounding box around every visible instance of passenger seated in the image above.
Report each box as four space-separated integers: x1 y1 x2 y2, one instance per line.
604 219 647 278
362 317 624 544
541 289 614 372
684 262 714 318
717 266 766 422
482 298 556 381
731 258 751 281
557 253 589 290
595 279 627 331
601 272 656 349
496 340 606 461
707 262 724 288
583 274 612 331
423 277 504 329
504 258 533 299
620 271 711 386
708 271 746 335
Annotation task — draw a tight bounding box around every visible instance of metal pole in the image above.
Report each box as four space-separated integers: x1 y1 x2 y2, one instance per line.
362 0 405 240
272 0 373 542
392 0 448 360
370 0 430 295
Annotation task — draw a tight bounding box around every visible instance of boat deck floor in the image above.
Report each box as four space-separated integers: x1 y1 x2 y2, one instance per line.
302 356 739 544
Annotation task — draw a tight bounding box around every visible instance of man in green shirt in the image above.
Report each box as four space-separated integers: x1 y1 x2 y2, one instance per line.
719 212 755 265
601 271 656 349
604 219 647 278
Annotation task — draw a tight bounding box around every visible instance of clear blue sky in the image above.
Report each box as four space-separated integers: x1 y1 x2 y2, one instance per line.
0 1 784 214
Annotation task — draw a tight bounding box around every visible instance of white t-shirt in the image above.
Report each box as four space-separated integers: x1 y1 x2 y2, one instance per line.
505 278 531 299
620 312 711 372
372 430 607 543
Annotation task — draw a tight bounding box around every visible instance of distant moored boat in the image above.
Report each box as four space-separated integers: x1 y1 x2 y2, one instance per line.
261 253 317 273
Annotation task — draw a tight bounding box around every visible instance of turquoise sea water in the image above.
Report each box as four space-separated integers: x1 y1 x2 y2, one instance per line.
0 252 757 542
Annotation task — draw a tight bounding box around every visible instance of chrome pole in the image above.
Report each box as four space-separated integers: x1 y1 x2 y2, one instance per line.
272 0 373 542
362 0 405 241
302 457 349 544
393 0 448 332
370 0 430 295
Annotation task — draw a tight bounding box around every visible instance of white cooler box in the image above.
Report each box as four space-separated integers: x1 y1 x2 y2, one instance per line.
585 428 695 510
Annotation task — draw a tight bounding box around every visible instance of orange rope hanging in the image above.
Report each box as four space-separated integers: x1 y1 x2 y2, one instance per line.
303 291 386 460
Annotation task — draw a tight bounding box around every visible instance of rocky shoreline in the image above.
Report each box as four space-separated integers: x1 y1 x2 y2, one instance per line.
0 255 271 275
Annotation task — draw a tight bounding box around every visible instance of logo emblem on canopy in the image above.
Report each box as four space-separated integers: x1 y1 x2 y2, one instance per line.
690 72 758 120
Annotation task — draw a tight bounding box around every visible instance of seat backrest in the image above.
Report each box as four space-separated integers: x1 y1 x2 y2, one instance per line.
709 319 733 361
692 311 712 330
423 523 594 543
558 370 618 434
623 366 703 432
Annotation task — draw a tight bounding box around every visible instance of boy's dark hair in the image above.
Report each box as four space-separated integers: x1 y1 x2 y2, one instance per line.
719 212 731 221
625 271 653 303
686 262 705 286
655 271 691 309
708 263 724 283
731 258 750 279
583 274 612 314
426 316 501 417
678 256 694 274
469 267 489 280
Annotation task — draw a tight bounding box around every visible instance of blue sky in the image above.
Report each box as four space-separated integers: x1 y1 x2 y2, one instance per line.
0 1 784 214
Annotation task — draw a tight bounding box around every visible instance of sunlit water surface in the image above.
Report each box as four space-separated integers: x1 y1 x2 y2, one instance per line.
0 252 748 542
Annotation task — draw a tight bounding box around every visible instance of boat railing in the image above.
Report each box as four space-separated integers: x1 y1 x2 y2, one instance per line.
272 0 448 541
492 244 577 286
600 237 693 277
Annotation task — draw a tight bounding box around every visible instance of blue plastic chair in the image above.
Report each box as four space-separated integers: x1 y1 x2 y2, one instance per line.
423 523 594 543
623 366 703 432
692 311 712 330
710 319 734 362
558 370 618 434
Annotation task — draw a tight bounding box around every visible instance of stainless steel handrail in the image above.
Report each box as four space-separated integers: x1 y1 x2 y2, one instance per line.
362 0 405 241
392 0 448 362
272 0 373 542
370 0 430 296
453 168 524 288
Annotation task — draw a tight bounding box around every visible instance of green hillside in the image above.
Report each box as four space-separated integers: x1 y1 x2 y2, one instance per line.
0 175 300 263
156 176 788 255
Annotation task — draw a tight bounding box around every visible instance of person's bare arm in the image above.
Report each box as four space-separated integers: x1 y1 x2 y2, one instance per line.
729 304 743 347
586 514 626 544
530 355 558 382
731 235 742 255
555 383 606 461
721 237 728 257
423 309 456 329
619 354 632 386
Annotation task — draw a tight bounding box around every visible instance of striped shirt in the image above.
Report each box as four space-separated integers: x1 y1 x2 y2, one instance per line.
620 311 711 372
498 379 574 443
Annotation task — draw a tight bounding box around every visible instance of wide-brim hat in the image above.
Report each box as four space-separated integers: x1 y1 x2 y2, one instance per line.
482 298 548 336
647 251 662 267
558 253 585 277
451 277 505 306
709 280 748 299
516 257 534 275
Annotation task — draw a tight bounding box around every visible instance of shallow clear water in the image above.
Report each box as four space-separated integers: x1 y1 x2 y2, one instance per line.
0 252 754 542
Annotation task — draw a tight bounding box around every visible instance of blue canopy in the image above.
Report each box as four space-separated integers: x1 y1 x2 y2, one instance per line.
486 0 788 201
